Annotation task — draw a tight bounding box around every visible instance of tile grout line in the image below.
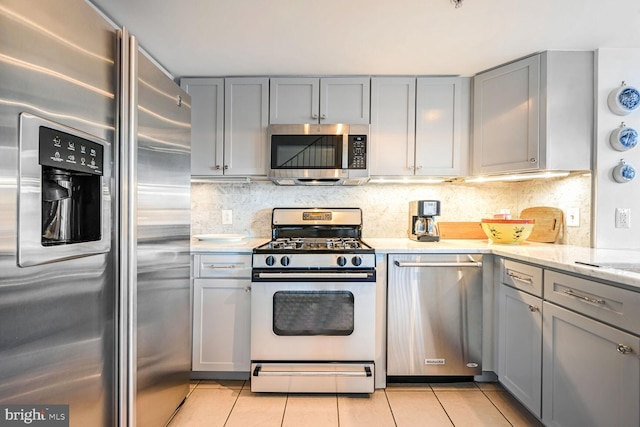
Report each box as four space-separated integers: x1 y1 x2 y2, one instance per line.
478 387 515 427
280 393 289 427
428 384 456 427
222 380 247 427
382 389 399 427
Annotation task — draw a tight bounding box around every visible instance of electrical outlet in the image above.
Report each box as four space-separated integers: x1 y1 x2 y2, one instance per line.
566 207 580 227
615 208 630 229
222 209 233 225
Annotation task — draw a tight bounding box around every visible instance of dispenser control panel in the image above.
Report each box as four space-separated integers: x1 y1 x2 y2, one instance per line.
39 126 104 175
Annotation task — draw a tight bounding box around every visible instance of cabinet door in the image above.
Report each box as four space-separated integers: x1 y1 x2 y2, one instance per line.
320 77 370 124
498 285 542 417
269 77 319 124
542 302 640 427
224 77 269 175
370 77 416 176
192 279 251 372
473 54 541 174
180 78 224 176
415 77 469 176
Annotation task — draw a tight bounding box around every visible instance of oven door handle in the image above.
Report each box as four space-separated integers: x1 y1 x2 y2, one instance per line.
394 261 483 268
253 365 372 377
256 272 372 279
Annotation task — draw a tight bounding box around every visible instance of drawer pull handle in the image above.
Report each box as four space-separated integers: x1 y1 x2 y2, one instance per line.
206 264 239 269
616 344 633 354
507 270 533 285
528 305 539 312
563 289 605 304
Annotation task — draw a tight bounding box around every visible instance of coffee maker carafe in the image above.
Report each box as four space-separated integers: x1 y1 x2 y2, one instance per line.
408 200 440 242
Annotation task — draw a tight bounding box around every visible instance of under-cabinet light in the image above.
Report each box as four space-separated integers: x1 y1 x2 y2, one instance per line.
464 171 570 183
368 177 447 184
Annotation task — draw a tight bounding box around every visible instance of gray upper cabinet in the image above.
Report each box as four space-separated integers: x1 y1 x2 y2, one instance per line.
181 77 268 177
415 77 469 176
370 76 469 177
224 77 269 176
180 78 224 176
269 77 370 124
472 51 593 175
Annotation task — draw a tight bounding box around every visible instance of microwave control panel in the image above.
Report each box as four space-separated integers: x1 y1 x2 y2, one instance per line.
348 135 367 169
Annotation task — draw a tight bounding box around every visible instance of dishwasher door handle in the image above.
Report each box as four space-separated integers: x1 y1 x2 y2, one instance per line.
394 261 483 268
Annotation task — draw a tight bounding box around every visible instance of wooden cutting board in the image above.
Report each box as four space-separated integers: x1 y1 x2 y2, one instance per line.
519 207 564 243
438 222 486 239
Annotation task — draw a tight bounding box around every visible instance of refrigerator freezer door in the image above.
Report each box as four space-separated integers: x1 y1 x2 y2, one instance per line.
133 49 192 427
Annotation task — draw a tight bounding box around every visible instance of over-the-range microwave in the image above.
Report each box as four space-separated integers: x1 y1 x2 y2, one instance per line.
267 124 370 185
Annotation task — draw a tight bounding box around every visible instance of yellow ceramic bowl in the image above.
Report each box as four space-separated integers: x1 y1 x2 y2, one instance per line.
480 219 535 244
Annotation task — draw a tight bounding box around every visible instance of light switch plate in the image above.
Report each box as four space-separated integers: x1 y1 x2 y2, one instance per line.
222 209 233 225
566 207 580 227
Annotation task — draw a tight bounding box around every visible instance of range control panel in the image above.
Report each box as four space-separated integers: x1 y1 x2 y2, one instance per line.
39 126 104 175
348 135 367 169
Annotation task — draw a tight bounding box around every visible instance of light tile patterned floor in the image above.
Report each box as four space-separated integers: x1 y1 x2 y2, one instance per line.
168 380 544 427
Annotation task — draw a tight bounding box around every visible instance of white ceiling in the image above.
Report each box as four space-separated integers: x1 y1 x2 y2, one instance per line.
89 0 640 79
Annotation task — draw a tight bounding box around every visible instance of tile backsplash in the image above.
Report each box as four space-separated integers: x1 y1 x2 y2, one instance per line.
191 173 591 247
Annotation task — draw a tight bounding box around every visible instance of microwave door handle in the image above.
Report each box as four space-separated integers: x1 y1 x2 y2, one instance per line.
342 133 349 169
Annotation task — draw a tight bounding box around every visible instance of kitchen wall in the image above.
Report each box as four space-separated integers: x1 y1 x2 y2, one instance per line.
595 48 640 249
191 173 591 246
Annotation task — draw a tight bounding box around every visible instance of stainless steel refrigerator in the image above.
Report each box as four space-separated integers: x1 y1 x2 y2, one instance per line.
0 1 192 426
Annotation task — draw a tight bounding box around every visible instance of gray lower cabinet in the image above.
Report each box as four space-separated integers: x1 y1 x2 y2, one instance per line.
192 254 252 372
498 284 542 418
542 301 640 427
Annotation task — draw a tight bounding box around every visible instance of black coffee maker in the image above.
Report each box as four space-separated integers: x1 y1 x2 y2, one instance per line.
408 200 441 242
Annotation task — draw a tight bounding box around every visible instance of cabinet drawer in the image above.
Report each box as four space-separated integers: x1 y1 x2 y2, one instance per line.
194 254 252 278
501 259 543 297
544 270 640 335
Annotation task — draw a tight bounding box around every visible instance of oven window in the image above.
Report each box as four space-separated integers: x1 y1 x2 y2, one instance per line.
273 291 354 336
271 135 342 169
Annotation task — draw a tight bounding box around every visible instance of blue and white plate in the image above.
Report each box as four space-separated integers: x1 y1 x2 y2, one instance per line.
609 124 638 151
608 83 640 116
612 160 636 183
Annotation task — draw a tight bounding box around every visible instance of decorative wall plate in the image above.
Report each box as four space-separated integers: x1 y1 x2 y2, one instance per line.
608 82 640 116
612 160 636 183
609 123 638 151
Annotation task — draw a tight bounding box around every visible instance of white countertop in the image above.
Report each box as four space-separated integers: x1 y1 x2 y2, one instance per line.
191 237 640 291
366 238 640 291
190 237 270 253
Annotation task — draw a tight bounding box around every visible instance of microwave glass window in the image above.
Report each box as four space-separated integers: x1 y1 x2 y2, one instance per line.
271 135 342 169
272 290 354 336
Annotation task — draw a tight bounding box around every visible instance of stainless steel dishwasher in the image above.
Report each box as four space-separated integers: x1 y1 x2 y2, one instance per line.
387 254 483 377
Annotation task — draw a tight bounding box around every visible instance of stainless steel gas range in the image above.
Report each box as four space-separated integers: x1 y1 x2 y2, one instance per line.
250 208 376 393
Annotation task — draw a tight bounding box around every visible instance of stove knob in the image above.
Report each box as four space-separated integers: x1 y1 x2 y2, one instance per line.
280 256 290 267
337 256 347 267
265 256 276 266
351 256 362 266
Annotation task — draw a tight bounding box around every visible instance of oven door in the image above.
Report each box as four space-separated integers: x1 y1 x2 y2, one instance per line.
250 278 375 393
251 279 375 361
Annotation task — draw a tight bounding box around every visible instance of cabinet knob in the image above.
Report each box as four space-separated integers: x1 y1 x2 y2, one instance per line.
529 157 537 164
224 165 229 170
244 286 252 293
528 305 539 312
320 114 326 119
312 113 318 119
616 344 633 354
416 165 423 170
215 165 221 170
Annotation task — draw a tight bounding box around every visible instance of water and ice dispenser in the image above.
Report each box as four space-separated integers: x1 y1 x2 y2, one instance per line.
18 113 111 267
